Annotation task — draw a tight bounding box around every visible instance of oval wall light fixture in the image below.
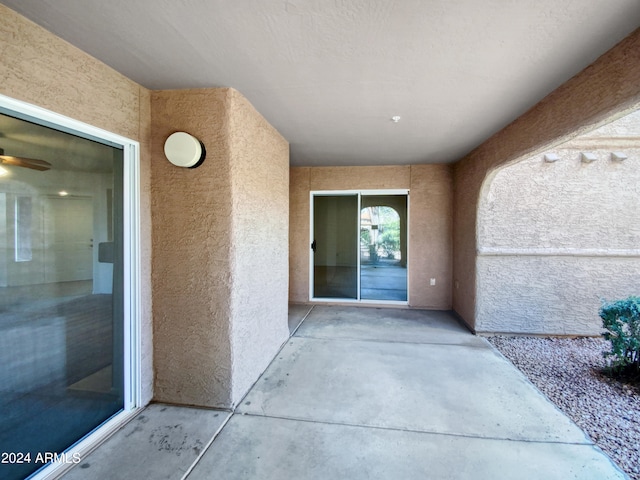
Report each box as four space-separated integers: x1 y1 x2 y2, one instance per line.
164 132 206 168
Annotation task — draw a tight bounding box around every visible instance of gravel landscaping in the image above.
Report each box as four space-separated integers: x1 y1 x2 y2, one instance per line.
487 336 640 480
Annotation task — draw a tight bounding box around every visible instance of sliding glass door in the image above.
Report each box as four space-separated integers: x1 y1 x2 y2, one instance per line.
311 191 408 303
0 111 127 480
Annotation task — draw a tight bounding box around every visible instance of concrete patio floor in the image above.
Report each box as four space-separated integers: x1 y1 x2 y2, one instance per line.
62 306 627 479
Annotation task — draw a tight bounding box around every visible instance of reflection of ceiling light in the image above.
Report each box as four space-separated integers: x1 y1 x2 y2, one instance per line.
0 166 8 176
58 191 69 196
391 116 401 123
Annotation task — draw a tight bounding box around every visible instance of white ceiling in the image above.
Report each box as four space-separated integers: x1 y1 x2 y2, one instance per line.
2 0 639 166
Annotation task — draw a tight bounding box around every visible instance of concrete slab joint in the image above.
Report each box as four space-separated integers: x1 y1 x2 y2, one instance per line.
64 306 627 480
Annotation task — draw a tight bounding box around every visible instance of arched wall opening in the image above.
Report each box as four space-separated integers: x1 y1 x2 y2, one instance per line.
475 110 640 335
360 196 408 268
452 29 640 331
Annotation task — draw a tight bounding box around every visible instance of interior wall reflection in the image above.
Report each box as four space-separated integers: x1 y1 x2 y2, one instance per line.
0 112 125 480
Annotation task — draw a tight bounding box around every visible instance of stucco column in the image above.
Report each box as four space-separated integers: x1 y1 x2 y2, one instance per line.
151 88 289 408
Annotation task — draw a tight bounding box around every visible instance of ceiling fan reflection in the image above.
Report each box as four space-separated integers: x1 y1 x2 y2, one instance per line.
0 148 52 171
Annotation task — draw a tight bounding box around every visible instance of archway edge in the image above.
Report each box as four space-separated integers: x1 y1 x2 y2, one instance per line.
452 27 640 331
360 199 407 268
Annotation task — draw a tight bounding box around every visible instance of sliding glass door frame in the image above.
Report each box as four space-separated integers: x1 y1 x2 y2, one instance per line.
0 93 142 480
309 189 409 305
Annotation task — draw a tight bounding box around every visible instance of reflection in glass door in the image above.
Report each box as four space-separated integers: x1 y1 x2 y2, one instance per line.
360 195 408 301
312 194 359 299
0 112 125 480
311 191 408 303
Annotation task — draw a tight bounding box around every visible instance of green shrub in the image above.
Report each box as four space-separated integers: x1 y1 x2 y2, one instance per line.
600 296 640 375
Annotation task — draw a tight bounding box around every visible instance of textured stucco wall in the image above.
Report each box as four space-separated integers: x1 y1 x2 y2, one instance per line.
289 167 311 302
452 28 640 331
151 89 235 408
479 148 640 251
152 88 289 408
138 87 154 403
227 90 290 405
0 5 154 405
289 165 452 309
409 165 452 308
477 121 640 334
477 256 640 335
0 5 143 141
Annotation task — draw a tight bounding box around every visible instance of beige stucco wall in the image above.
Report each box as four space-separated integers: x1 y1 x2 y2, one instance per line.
476 113 640 335
410 165 452 308
151 89 234 407
0 5 154 404
152 88 289 408
289 165 452 309
452 28 640 331
289 167 312 302
2 4 289 412
227 90 290 404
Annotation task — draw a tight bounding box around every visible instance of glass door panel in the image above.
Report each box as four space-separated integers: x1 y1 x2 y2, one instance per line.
0 113 124 480
360 195 407 301
312 194 358 299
